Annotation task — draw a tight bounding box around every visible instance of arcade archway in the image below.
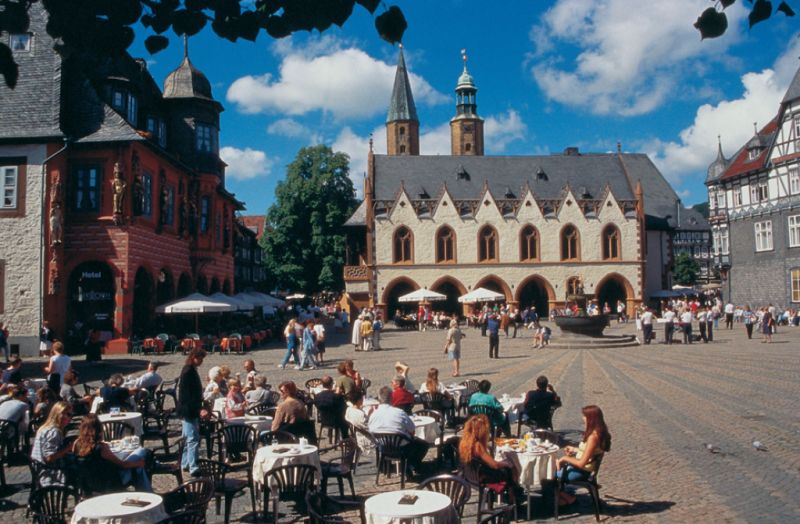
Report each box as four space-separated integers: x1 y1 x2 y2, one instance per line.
156 268 174 305
177 273 193 298
474 275 513 303
132 267 155 336
516 275 553 316
196 275 208 295
209 277 221 294
595 273 633 313
381 277 419 318
430 276 467 316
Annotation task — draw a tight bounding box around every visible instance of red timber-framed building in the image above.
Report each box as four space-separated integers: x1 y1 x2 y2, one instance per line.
0 5 243 355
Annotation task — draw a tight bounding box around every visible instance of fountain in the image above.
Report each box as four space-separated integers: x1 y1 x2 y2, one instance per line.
550 281 637 348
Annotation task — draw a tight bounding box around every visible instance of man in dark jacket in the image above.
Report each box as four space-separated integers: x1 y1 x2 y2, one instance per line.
177 348 206 476
313 375 349 438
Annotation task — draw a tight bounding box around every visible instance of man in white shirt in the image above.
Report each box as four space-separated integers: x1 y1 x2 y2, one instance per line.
367 386 429 474
313 322 327 364
724 302 735 329
680 310 693 344
662 307 676 344
640 308 655 345
133 361 163 391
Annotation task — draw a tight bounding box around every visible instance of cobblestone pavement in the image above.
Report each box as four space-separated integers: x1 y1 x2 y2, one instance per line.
2 320 798 522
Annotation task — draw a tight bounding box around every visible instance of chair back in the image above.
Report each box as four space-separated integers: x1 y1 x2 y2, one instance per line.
414 409 444 439
162 478 214 515
197 459 228 488
359 378 371 395
282 419 318 446
29 485 79 524
264 390 281 406
101 420 135 441
349 424 378 453
461 379 480 393
372 432 413 459
304 489 362 524
468 404 499 420
478 504 515 524
218 424 257 463
246 403 277 417
155 510 206 524
264 464 317 498
420 392 449 412
73 453 124 495
419 474 471 516
258 430 298 446
29 459 70 492
331 436 360 473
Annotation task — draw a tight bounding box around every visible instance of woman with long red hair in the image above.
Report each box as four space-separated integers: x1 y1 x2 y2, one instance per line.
458 415 522 502
556 405 611 505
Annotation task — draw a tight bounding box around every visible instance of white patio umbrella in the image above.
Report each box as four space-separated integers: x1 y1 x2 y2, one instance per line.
458 287 506 303
209 292 254 311
285 293 307 300
246 292 285 307
155 292 236 331
398 288 447 303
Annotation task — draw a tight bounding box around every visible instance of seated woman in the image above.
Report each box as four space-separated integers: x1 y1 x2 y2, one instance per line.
555 405 611 506
271 381 311 438
72 414 151 492
33 386 59 421
459 415 523 502
419 368 454 412
30 401 73 486
225 378 246 419
203 366 227 403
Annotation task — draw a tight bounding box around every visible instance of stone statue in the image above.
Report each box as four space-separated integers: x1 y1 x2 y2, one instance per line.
111 162 126 216
47 252 60 295
49 201 63 245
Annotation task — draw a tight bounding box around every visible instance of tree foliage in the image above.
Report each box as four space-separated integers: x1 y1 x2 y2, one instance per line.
0 0 407 88
260 145 358 294
673 252 701 286
692 202 709 219
695 0 795 40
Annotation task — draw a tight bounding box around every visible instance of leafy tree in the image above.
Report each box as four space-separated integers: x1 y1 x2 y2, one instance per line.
0 0 407 88
673 252 700 286
695 0 795 40
260 145 358 294
692 202 709 219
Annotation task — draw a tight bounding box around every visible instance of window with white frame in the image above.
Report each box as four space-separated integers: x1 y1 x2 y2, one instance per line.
755 221 773 252
792 268 800 302
790 167 800 195
795 116 800 151
10 33 31 52
748 148 760 161
750 181 769 204
789 215 800 248
720 229 729 255
733 187 742 207
126 93 137 126
716 191 726 209
1 166 18 209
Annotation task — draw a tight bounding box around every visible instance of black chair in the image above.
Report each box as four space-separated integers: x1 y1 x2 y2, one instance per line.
478 504 516 524
161 478 215 516
246 403 277 417
348 424 378 457
372 433 415 489
29 485 79 524
262 464 317 523
414 408 446 464
199 409 224 458
215 425 258 517
101 420 135 441
461 460 518 523
359 378 371 396
315 401 347 445
320 436 360 497
305 488 366 524
149 437 186 486
258 430 299 446
554 456 605 522
419 474 472 517
197 459 249 524
282 418 318 446
73 453 126 497
516 403 559 437
155 510 206 524
458 380 480 416
139 392 171 452
0 417 21 461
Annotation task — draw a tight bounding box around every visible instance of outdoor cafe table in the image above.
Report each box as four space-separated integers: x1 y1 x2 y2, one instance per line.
212 397 227 419
226 415 273 433
499 394 526 424
252 443 321 489
98 412 143 436
411 415 439 444
364 489 458 524
444 384 466 404
495 441 559 490
70 492 166 524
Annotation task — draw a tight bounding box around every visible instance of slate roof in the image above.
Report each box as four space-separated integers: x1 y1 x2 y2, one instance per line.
782 64 800 104
344 201 367 226
163 56 215 102
371 153 680 220
719 119 778 182
675 207 709 231
386 48 418 123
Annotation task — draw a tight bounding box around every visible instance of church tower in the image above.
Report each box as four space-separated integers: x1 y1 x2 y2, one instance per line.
450 50 484 156
386 46 419 156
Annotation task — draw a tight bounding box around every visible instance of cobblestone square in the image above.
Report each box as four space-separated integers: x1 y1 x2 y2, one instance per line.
3 320 798 522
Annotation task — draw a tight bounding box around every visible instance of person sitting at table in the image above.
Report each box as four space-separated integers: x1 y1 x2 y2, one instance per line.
245 374 271 405
225 378 246 419
345 390 370 442
0 386 30 437
419 367 455 413
44 341 71 387
33 386 59 420
368 386 430 476
132 361 163 392
61 369 92 415
393 362 415 393
523 375 562 429
313 375 349 438
468 380 511 437
459 414 522 502
271 381 310 433
242 359 258 392
31 401 73 486
72 414 152 492
335 362 357 398
99 374 132 410
203 366 227 402
390 375 415 413
555 405 611 506
0 355 23 392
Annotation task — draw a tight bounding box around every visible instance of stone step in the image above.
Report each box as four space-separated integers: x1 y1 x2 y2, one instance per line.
545 334 639 349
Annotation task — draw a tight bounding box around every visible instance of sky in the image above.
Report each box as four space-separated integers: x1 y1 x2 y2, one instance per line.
129 1 800 215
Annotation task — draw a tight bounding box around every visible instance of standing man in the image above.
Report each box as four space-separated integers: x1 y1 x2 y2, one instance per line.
351 313 363 351
313 321 327 363
697 307 708 343
487 314 500 359
680 309 693 344
662 306 676 344
177 348 206 478
640 308 654 345
724 302 734 329
444 319 464 377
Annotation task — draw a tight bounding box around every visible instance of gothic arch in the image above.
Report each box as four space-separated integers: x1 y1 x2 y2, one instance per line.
515 275 555 317
560 223 581 261
381 276 420 318
435 225 457 263
430 275 467 315
601 224 621 260
594 273 635 312
474 274 513 302
477 224 499 263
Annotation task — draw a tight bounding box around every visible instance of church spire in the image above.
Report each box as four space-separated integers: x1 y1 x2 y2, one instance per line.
386 45 419 156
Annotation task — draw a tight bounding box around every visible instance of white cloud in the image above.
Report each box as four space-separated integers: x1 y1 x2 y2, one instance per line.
332 126 385 195
530 0 746 116
485 110 528 153
645 34 800 185
226 37 447 120
266 118 321 143
220 146 274 181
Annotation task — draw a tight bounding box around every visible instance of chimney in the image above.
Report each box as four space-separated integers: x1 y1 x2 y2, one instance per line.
563 147 580 156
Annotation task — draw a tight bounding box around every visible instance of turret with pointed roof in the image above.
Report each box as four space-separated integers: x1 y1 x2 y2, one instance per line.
706 136 728 183
386 46 419 156
450 50 484 156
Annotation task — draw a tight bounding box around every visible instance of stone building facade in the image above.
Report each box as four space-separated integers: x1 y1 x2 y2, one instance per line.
343 50 688 318
706 64 800 307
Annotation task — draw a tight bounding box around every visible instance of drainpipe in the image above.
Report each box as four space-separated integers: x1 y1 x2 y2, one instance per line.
38 138 70 343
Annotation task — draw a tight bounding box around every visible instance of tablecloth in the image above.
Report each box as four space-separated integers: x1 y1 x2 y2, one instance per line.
411 415 439 444
252 444 321 489
499 395 526 424
495 443 558 490
70 492 166 524
98 412 143 437
364 489 458 524
226 415 273 433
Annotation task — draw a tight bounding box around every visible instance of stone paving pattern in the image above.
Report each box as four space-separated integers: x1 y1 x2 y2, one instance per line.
2 320 798 522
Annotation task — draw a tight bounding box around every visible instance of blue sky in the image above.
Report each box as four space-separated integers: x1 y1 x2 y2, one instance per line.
129 1 800 215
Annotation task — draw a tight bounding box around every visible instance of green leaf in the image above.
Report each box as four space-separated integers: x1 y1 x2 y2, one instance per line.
265 15 292 38
107 0 143 26
749 0 773 27
0 43 19 89
777 1 796 16
375 5 407 44
237 11 261 42
144 35 170 55
0 1 30 33
694 7 728 39
172 9 207 36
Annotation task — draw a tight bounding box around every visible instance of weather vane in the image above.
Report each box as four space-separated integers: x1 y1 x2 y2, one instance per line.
461 48 468 67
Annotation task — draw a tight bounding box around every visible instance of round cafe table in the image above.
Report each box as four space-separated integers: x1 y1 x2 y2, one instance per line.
364 489 458 524
98 412 143 437
495 442 559 490
363 398 380 417
70 492 166 524
226 415 273 433
411 415 439 444
499 395 526 424
252 444 321 489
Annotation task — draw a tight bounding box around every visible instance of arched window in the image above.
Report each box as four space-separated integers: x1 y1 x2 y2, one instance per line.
393 226 413 263
436 226 456 263
478 225 498 262
567 276 582 296
519 225 539 262
602 225 620 260
561 225 580 261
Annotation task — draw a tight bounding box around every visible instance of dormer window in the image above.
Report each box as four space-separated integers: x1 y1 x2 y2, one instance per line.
112 90 125 110
126 94 137 126
10 33 32 52
748 148 760 161
196 123 217 153
146 117 168 148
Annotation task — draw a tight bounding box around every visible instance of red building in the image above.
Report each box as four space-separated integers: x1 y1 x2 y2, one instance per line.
0 6 243 354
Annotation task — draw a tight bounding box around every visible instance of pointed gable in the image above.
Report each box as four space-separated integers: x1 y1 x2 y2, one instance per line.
386 47 418 123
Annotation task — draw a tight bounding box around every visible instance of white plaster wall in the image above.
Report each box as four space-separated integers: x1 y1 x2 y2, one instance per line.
0 144 46 356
